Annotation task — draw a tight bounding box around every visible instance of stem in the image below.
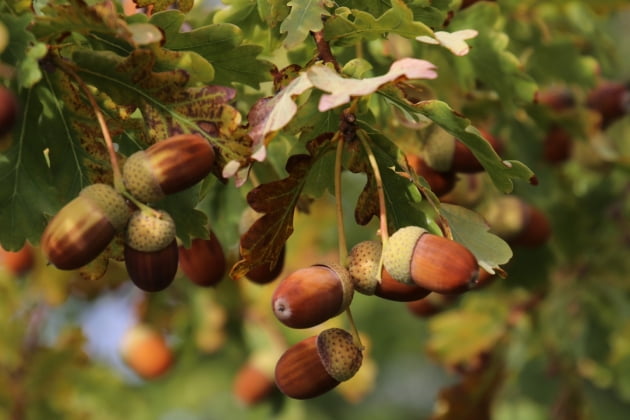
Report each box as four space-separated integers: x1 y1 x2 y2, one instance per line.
334 133 348 266
312 30 341 72
357 131 389 245
55 58 124 192
345 307 364 350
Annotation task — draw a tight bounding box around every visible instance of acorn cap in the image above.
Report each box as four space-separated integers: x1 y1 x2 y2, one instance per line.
382 226 427 285
316 328 363 382
79 183 130 230
347 240 381 295
123 151 164 203
126 210 176 252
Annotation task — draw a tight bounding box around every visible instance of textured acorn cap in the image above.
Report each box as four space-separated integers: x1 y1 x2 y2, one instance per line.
316 328 363 382
347 241 381 295
423 127 456 172
123 151 164 203
382 226 427 285
126 210 176 252
79 183 131 230
324 262 354 313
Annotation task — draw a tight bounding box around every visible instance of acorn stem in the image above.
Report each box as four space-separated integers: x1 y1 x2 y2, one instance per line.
55 58 124 191
334 132 349 266
344 307 364 351
121 190 162 218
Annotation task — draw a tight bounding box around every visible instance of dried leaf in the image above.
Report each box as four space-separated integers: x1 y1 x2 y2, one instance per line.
417 29 479 56
307 58 437 111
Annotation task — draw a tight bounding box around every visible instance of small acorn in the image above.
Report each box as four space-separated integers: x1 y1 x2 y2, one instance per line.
41 183 131 270
0 243 34 276
233 362 276 406
439 173 486 208
535 86 575 112
406 154 456 197
382 226 479 294
272 264 354 329
178 230 226 287
347 240 430 301
0 86 18 138
586 81 629 128
275 328 363 399
124 210 178 292
406 293 457 318
120 323 173 379
423 127 502 174
122 134 215 203
543 125 573 164
482 196 551 247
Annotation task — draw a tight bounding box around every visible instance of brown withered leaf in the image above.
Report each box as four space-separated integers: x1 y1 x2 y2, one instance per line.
231 134 336 280
431 361 504 420
133 0 194 13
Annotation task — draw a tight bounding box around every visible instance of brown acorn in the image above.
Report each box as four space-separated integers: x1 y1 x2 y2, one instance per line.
586 81 629 128
122 134 215 203
482 196 551 247
41 183 131 270
423 127 502 174
272 264 354 329
347 240 431 301
439 173 486 208
233 362 276 406
0 243 34 276
0 86 18 138
382 226 479 294
543 125 573 164
124 210 178 292
120 324 173 379
406 293 456 318
178 230 226 287
406 154 456 197
275 328 362 399
535 87 575 111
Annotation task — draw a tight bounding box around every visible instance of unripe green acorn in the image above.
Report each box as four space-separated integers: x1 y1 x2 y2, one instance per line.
272 264 354 329
275 328 363 399
122 134 215 203
382 226 479 294
124 210 178 292
347 240 430 301
41 183 130 270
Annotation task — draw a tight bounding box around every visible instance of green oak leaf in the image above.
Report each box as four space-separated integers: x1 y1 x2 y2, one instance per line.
150 10 272 88
0 14 47 88
157 186 209 248
324 0 434 46
280 0 331 49
440 203 513 273
377 85 536 193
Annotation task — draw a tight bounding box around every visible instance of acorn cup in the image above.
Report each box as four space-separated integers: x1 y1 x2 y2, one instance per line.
124 210 179 292
178 230 226 287
482 196 551 247
347 240 431 301
275 328 363 399
41 183 131 270
422 127 502 174
382 226 479 294
272 263 354 329
122 134 215 203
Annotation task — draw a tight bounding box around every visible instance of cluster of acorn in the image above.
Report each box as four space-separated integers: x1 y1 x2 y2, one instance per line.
268 222 480 399
40 133 222 292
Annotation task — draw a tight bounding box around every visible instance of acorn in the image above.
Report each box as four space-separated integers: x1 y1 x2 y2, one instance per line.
406 293 456 318
535 86 575 111
124 209 178 292
406 154 456 197
120 323 173 379
423 127 502 174
233 362 276 406
0 243 34 276
178 230 226 287
275 328 363 399
382 226 479 294
0 86 18 138
586 81 629 128
41 183 131 270
272 264 354 329
439 173 486 208
482 196 551 247
347 240 430 301
543 125 573 164
122 134 215 203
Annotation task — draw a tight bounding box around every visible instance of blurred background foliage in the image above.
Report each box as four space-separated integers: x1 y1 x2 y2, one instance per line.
2 0 630 419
